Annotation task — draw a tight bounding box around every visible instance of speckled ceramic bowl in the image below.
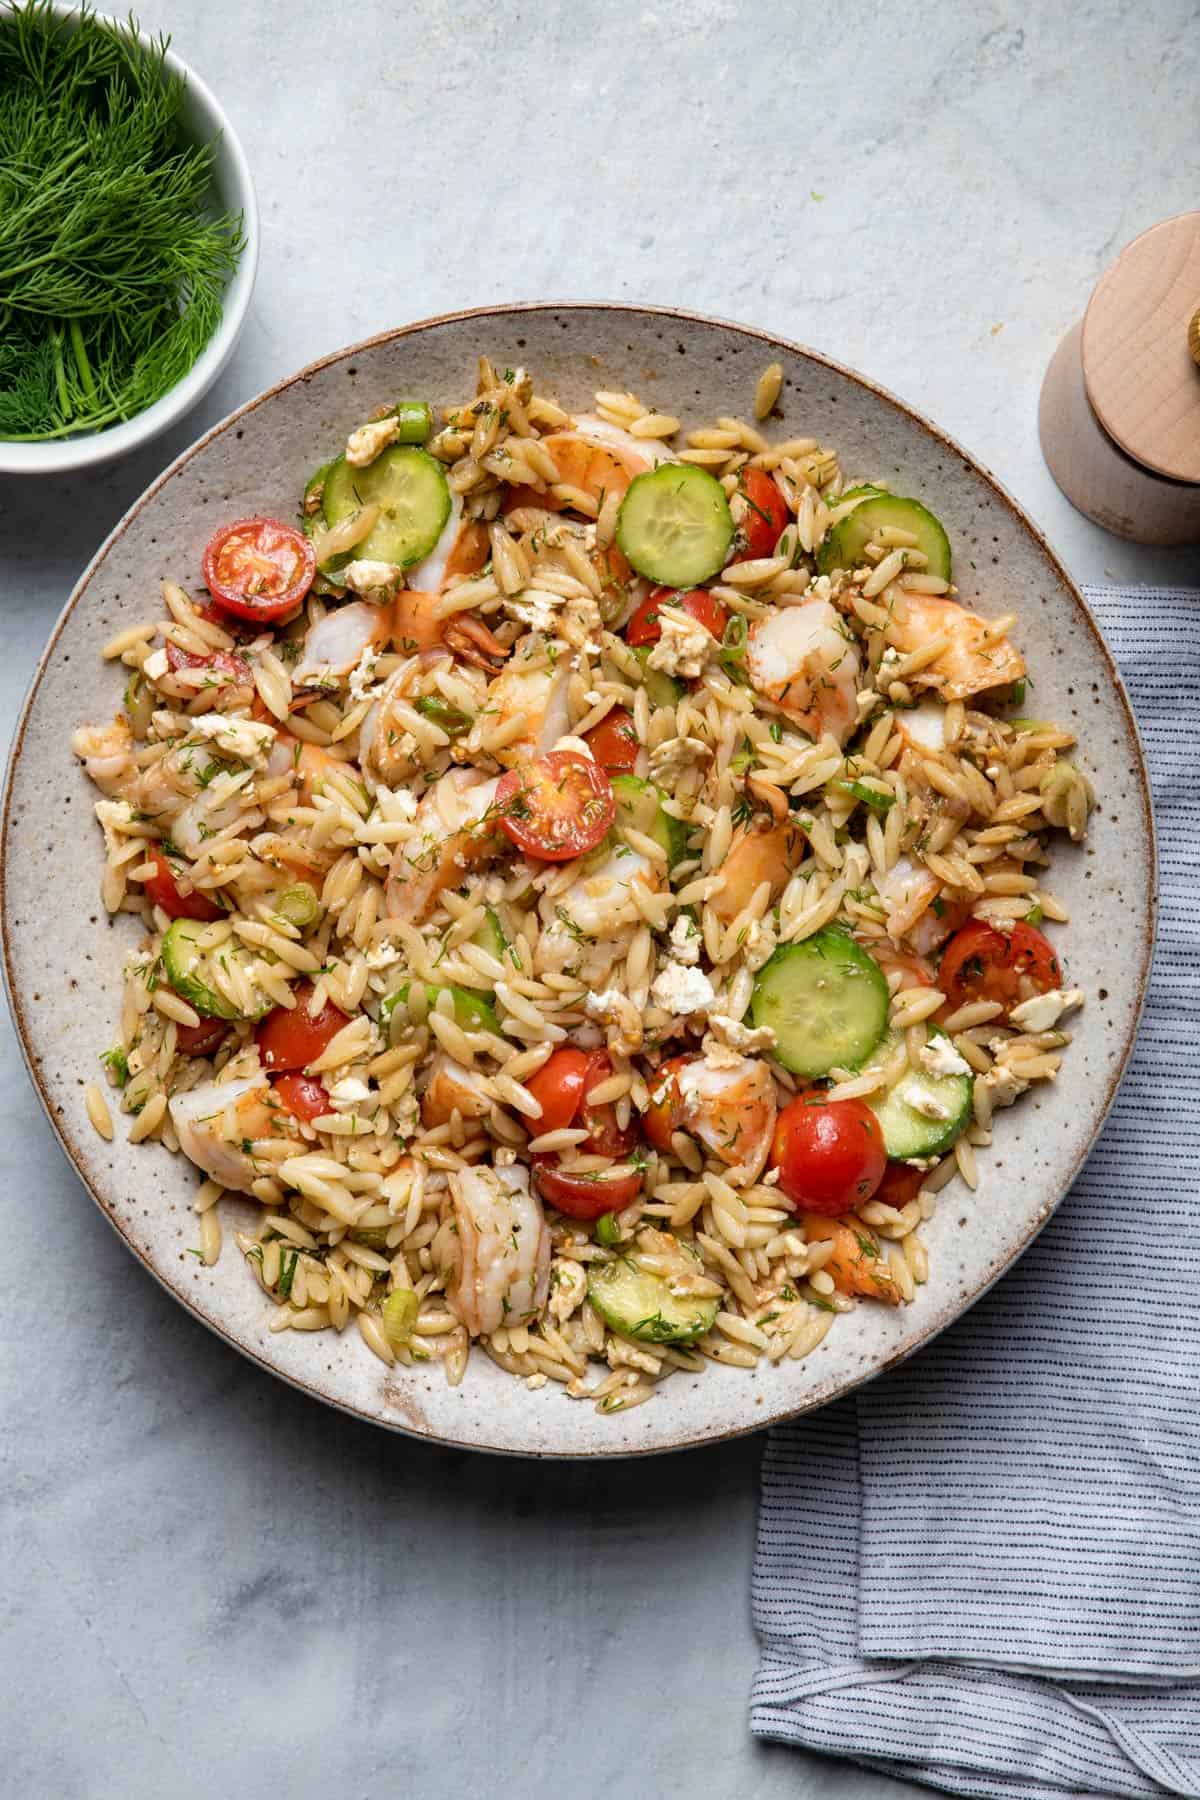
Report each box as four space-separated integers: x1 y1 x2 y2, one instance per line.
1 305 1155 1457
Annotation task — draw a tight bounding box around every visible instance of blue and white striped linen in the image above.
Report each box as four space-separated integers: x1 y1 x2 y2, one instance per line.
751 588 1200 1799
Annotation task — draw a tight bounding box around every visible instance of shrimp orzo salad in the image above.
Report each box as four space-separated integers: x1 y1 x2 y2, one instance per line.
74 356 1094 1415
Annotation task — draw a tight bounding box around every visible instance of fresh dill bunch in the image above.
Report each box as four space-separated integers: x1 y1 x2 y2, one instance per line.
0 1 245 442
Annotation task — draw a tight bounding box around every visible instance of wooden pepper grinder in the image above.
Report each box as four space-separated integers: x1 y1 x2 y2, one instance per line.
1039 210 1200 545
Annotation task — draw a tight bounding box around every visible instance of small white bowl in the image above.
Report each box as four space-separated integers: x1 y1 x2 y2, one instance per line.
0 7 259 477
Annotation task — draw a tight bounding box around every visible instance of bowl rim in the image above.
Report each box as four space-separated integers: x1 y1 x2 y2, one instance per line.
0 3 260 478
1 301 1158 1456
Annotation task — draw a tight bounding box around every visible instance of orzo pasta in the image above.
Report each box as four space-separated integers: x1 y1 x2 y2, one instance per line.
72 357 1091 1414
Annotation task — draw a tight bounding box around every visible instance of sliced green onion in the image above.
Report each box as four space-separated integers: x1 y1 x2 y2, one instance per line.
1009 718 1052 734
594 1212 621 1248
382 1288 419 1347
720 613 749 682
273 882 321 929
415 695 473 737
832 778 895 814
1007 678 1027 708
391 400 433 444
1025 903 1044 926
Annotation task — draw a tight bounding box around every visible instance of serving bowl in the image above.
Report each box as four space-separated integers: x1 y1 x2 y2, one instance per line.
0 4 259 478
0 304 1154 1456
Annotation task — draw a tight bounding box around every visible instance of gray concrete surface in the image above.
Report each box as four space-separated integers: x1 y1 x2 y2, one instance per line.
2 2 1197 1795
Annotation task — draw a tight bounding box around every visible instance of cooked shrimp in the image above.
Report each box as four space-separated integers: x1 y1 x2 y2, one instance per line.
891 699 948 754
710 817 807 925
385 768 501 922
267 733 345 804
71 718 134 795
676 1052 776 1181
747 600 861 745
504 416 667 513
293 601 390 691
803 1215 899 1305
543 842 661 941
421 1054 492 1129
866 938 937 990
445 1162 551 1338
892 594 1024 702
485 653 572 767
169 1078 301 1195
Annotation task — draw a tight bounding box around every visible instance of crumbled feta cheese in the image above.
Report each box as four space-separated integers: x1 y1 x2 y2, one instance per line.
879 646 903 676
706 1013 777 1054
364 939 402 971
910 1089 952 1122
142 647 169 682
536 918 579 973
648 735 710 786
339 559 403 596
389 787 419 820
919 1035 972 1079
1009 987 1084 1034
583 689 604 707
606 1338 662 1376
494 1146 518 1167
346 416 400 467
189 714 276 760
348 645 382 703
739 916 776 973
585 987 643 1055
978 1062 1029 1109
327 1076 372 1113
392 1089 420 1138
647 606 714 680
504 588 561 632
651 960 716 1017
548 1259 587 1325
669 912 700 965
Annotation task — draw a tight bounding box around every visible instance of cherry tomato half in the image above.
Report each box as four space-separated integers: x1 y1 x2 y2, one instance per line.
584 706 639 773
769 1089 887 1216
143 849 223 923
256 981 351 1072
533 1163 642 1221
625 586 728 647
494 750 615 863
732 467 789 561
173 1011 229 1057
165 641 253 686
272 1073 331 1124
525 1047 590 1135
939 919 1061 1017
641 1052 691 1155
202 517 316 623
579 1050 637 1157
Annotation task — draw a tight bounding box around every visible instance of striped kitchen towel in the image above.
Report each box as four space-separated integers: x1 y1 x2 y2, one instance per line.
751 587 1200 1799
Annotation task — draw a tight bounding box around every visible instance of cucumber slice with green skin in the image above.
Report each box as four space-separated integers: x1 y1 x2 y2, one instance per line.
631 645 685 709
471 906 508 963
588 1250 719 1345
322 446 451 569
616 463 735 588
750 929 889 1078
379 982 501 1038
610 773 689 868
817 493 952 582
867 1028 973 1158
834 483 887 508
161 919 271 1021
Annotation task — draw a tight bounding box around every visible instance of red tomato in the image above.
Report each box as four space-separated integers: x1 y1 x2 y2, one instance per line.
165 641 253 685
525 1048 590 1135
939 919 1061 1017
256 981 351 1072
579 1050 636 1157
173 1011 228 1057
874 1160 926 1209
641 1053 691 1155
494 751 615 863
732 468 789 561
143 849 222 922
202 518 315 623
272 1073 331 1124
625 586 728 647
770 1089 887 1216
584 707 639 772
534 1163 642 1221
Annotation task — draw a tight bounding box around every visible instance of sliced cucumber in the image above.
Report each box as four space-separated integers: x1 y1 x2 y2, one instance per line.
631 645 685 709
322 446 451 569
301 460 336 533
616 463 734 587
161 919 271 1022
867 1028 972 1158
834 483 887 508
817 492 952 582
380 981 501 1038
471 906 508 963
588 1248 718 1345
750 929 888 1078
611 773 689 868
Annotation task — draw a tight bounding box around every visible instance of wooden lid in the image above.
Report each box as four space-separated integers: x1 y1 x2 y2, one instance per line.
1081 210 1200 484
